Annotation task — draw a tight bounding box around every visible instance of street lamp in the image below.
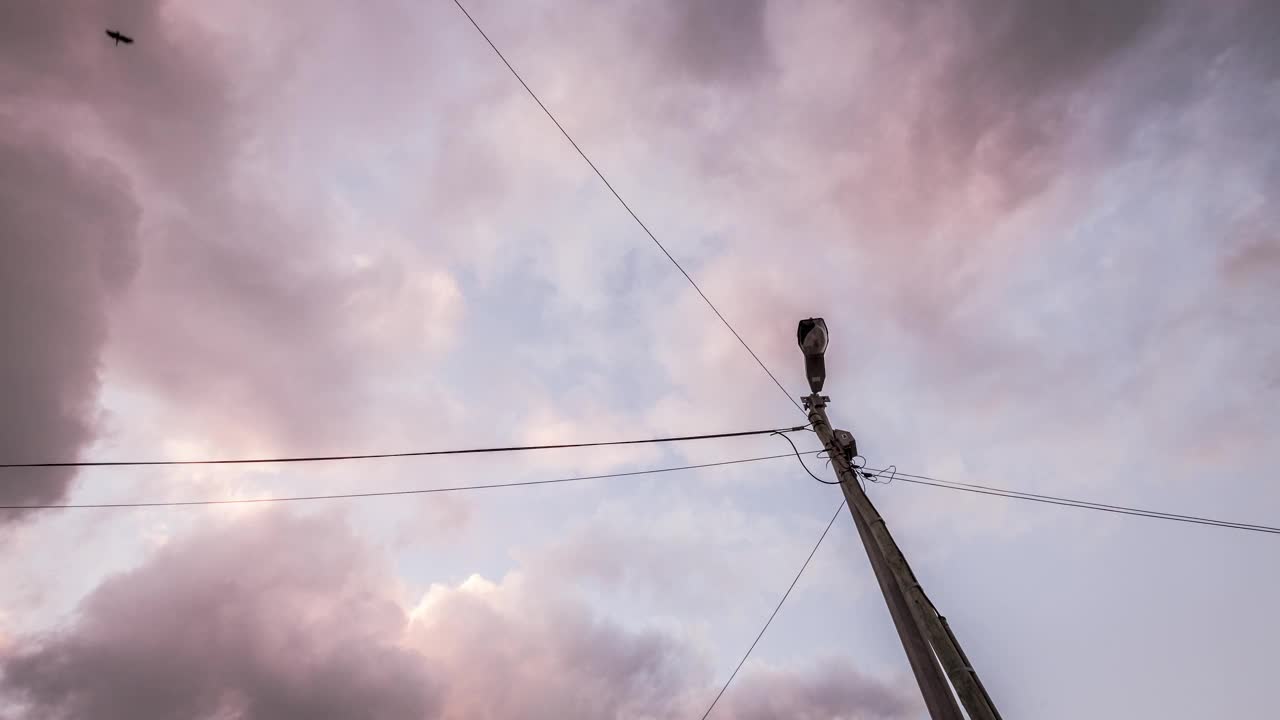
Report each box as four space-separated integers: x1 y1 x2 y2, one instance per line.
796 317 828 394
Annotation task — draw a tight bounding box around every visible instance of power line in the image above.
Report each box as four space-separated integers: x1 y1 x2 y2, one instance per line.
883 469 1280 531
448 0 802 415
0 425 808 470
772 430 840 485
698 499 846 720
891 475 1280 535
0 450 823 510
860 468 1280 536
777 447 1278 535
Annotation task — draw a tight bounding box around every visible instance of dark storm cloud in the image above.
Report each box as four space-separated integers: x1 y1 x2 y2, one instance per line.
0 512 439 720
0 0 464 472
0 2 173 518
933 0 1166 193
0 1 276 516
841 0 1170 228
854 0 1279 220
650 0 773 84
0 1 235 182
0 510 917 719
0 120 139 518
954 0 1167 96
777 0 1278 370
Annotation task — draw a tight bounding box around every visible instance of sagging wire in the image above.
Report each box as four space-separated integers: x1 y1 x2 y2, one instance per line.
773 425 893 492
771 431 842 485
848 455 872 491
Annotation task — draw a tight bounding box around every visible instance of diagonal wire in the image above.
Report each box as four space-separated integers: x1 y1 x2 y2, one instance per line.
2 451 824 510
859 468 1280 536
891 474 1280 536
448 0 802 414
697 499 846 720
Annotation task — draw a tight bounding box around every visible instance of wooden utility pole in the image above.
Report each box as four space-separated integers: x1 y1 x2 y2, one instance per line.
805 392 1002 720
795 318 1000 720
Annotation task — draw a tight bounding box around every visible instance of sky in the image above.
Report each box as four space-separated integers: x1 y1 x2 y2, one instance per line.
0 0 1277 718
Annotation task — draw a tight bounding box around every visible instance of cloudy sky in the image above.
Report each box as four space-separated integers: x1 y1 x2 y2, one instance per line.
1 0 1277 717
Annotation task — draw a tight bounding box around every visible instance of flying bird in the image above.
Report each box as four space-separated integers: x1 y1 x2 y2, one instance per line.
105 29 133 46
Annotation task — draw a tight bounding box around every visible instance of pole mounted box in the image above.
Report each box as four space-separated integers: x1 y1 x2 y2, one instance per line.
833 429 857 460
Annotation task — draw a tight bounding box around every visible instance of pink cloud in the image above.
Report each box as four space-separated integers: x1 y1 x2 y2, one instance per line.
1 510 917 719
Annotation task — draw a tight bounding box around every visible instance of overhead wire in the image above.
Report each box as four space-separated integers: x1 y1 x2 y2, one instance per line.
697 499 846 720
877 470 1280 536
770 431 839 485
448 0 803 414
865 464 896 485
440 0 1275 539
0 450 823 510
0 425 809 470
878 468 1277 530
778 449 1277 536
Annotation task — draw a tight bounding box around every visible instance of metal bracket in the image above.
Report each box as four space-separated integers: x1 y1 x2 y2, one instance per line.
801 393 831 410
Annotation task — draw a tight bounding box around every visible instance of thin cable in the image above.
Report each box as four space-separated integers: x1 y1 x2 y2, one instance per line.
448 0 802 414
881 468 1280 533
866 464 896 485
698 499 846 720
817 450 833 472
864 469 1280 536
1 451 822 510
0 425 808 470
771 431 839 484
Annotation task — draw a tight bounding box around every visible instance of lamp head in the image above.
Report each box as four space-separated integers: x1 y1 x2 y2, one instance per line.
796 318 829 393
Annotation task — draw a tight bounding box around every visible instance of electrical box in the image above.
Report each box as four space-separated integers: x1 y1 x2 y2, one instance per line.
833 429 857 460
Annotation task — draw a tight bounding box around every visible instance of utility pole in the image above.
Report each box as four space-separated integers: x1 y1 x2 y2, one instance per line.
797 319 1002 720
829 424 962 720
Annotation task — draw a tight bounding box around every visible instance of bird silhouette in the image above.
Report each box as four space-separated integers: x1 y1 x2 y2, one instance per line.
105 29 134 46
